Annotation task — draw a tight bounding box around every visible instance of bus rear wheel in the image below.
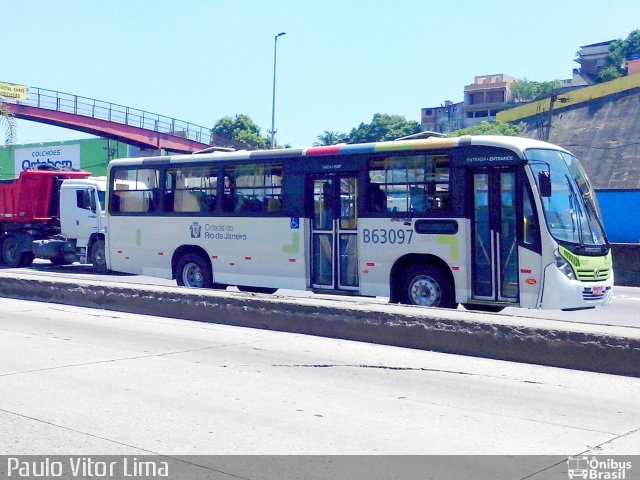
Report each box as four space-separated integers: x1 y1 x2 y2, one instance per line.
176 253 212 288
398 264 456 309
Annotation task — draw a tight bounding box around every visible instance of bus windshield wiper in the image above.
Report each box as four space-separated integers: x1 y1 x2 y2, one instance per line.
565 174 583 244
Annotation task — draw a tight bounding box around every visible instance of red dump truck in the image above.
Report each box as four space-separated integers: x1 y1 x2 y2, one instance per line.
0 167 106 269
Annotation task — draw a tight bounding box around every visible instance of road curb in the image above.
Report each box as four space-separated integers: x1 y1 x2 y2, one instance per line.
1 274 639 377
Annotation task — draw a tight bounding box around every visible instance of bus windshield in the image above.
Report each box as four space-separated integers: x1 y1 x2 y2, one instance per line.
526 148 607 246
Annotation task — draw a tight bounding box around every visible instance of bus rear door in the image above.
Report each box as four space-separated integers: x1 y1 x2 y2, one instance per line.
310 174 359 292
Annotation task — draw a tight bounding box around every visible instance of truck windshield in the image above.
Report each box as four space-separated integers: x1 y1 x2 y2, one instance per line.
526 148 607 246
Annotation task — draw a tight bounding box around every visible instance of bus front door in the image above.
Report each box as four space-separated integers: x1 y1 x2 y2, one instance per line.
471 170 519 304
310 175 359 292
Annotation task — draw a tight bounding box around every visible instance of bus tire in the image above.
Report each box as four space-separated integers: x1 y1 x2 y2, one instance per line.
237 286 278 294
176 253 213 288
90 239 107 272
398 264 456 308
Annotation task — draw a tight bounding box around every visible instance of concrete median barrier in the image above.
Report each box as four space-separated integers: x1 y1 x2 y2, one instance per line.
0 271 639 377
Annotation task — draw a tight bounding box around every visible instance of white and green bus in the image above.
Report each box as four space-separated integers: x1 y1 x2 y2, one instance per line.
106 135 613 311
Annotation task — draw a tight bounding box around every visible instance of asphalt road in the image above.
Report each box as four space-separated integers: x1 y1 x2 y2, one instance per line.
0 297 639 458
15 261 640 329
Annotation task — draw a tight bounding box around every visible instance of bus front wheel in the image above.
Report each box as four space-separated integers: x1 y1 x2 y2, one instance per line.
398 264 456 309
176 253 213 288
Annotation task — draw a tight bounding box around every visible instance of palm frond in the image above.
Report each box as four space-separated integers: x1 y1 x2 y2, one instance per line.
0 100 16 145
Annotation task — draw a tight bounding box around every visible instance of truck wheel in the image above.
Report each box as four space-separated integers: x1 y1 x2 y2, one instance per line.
18 253 35 268
398 264 457 309
90 239 107 272
1 235 32 268
176 253 212 288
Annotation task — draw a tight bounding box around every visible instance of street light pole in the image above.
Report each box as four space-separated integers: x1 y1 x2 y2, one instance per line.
270 32 286 149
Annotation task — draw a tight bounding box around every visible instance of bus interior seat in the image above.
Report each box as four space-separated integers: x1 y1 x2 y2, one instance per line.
410 186 430 212
267 198 282 212
174 190 200 212
119 191 150 213
369 184 387 212
199 194 217 212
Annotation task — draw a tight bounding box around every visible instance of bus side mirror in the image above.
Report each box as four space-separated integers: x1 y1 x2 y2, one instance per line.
538 171 552 197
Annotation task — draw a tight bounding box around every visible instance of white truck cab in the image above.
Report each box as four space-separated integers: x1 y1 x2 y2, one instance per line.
32 177 107 270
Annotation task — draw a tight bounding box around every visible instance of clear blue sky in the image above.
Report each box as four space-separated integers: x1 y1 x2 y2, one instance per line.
3 0 640 148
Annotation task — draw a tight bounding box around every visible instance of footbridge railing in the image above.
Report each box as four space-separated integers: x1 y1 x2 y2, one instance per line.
1 82 212 152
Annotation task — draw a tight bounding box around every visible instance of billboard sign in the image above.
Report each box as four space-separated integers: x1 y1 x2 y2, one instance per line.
14 144 81 174
0 82 28 101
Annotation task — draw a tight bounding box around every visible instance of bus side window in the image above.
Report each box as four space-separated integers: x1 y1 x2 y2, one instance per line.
223 163 282 214
167 166 217 213
367 154 450 215
111 170 158 214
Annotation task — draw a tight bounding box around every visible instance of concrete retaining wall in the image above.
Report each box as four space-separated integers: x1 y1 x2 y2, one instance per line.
0 273 638 378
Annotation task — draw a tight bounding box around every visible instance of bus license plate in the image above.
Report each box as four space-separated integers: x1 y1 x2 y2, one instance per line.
592 286 604 296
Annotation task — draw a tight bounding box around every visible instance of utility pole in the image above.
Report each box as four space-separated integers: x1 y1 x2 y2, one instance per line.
269 32 286 149
543 93 557 142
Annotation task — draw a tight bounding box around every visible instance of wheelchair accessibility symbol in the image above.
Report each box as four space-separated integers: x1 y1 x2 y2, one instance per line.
290 217 300 229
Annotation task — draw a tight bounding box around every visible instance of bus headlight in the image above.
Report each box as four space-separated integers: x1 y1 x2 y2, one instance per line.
554 251 575 280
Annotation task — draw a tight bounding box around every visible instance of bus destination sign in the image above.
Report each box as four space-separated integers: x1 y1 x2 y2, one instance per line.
463 154 521 166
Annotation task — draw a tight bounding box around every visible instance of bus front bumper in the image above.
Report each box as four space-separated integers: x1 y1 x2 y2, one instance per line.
540 264 614 310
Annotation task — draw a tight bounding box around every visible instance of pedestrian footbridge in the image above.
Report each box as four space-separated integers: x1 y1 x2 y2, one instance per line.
1 83 211 153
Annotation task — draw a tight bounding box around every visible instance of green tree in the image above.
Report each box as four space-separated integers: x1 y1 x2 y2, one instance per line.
510 79 562 102
600 41 626 81
599 29 640 82
447 120 522 137
510 80 537 103
623 29 640 59
313 130 347 146
211 114 271 150
0 100 16 145
598 65 622 82
536 80 563 100
347 113 420 143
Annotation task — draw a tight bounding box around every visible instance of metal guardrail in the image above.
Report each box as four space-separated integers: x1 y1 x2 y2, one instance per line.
5 85 212 145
